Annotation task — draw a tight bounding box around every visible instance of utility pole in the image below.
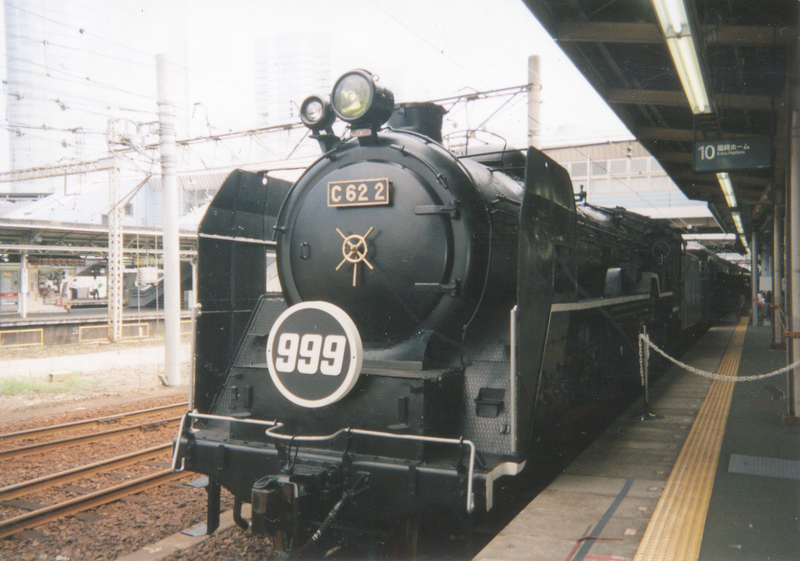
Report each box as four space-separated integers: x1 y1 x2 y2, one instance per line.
157 54 181 387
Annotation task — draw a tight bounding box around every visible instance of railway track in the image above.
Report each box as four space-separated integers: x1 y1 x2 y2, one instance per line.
0 416 182 460
0 401 188 446
0 468 184 539
0 401 191 539
0 443 173 502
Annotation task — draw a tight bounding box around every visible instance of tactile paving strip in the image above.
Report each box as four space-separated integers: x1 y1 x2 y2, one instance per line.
633 317 748 561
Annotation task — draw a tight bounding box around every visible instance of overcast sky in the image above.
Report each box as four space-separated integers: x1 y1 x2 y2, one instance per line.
0 0 633 172
177 0 632 147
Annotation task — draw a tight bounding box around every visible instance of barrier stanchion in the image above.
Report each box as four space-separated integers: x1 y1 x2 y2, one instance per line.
633 326 662 421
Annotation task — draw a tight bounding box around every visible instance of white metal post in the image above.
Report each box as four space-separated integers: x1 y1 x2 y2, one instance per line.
527 55 542 150
157 54 181 387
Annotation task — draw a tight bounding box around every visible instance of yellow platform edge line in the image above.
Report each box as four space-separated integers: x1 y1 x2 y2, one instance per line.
634 318 747 561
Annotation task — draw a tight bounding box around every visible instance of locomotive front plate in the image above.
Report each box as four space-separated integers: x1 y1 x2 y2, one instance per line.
327 178 390 207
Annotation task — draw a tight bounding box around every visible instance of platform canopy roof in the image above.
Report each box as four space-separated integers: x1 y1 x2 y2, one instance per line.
0 218 197 261
522 0 796 240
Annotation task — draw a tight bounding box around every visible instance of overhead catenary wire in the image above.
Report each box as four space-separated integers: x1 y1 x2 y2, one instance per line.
2 0 253 99
436 85 694 234
0 19 700 242
2 83 697 238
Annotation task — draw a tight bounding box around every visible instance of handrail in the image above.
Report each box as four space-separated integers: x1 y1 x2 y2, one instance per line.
171 412 477 512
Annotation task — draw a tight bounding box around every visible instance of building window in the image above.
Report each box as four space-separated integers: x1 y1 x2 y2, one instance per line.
631 158 648 174
571 162 587 177
610 159 628 174
591 160 607 177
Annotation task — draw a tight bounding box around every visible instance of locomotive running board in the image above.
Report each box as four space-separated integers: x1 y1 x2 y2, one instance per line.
550 293 650 312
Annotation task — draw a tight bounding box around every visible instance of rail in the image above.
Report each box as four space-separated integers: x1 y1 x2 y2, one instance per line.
0 443 172 502
0 469 183 539
0 417 181 460
0 402 188 445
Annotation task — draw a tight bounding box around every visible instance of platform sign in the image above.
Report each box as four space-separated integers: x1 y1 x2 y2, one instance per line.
0 271 19 312
693 137 771 173
266 301 363 408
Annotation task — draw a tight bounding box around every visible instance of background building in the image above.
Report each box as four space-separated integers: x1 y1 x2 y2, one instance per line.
255 32 332 127
2 0 190 195
544 141 718 233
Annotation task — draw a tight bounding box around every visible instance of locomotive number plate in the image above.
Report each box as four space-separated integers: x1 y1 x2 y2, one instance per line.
327 178 390 207
266 302 363 408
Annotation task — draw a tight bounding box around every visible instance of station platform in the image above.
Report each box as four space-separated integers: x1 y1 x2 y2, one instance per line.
0 307 190 327
0 308 192 347
474 319 800 561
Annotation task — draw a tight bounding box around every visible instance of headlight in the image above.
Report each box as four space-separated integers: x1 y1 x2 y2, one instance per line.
332 72 373 120
300 95 334 131
331 70 394 130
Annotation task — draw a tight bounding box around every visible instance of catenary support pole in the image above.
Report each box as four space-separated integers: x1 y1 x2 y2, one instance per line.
157 54 181 387
107 149 123 343
789 14 800 419
789 108 800 418
19 251 26 319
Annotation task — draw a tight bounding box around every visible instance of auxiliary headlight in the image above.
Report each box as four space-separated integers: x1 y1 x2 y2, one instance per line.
300 94 335 131
331 69 394 130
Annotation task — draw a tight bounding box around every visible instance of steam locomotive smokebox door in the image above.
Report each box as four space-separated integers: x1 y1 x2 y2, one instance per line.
275 129 492 347
280 162 454 343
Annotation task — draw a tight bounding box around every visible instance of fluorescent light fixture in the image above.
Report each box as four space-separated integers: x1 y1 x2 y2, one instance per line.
652 0 712 114
732 211 744 235
731 213 750 256
740 235 751 257
717 172 737 208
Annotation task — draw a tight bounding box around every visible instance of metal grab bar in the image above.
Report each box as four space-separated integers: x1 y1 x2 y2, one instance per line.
266 422 476 513
170 411 279 473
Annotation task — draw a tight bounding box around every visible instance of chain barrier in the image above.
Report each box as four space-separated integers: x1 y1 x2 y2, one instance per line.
637 331 649 387
639 333 800 383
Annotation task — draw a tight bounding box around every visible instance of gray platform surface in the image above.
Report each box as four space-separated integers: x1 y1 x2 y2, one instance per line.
474 324 735 561
698 325 800 561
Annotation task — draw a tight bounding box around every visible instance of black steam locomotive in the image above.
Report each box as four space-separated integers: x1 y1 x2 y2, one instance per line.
172 70 740 556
